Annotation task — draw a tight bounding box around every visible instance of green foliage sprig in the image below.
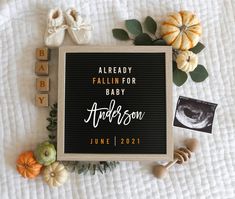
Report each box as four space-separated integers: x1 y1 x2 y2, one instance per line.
47 104 119 175
112 16 208 86
47 103 57 145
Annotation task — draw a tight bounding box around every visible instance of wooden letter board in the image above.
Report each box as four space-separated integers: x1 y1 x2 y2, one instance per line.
57 46 173 161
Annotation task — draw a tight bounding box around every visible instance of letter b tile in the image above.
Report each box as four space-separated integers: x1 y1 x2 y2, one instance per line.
36 77 50 92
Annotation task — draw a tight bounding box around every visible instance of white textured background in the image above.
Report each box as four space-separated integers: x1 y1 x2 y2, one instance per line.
0 0 235 198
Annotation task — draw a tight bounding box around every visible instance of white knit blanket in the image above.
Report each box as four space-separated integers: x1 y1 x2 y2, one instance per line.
0 0 235 198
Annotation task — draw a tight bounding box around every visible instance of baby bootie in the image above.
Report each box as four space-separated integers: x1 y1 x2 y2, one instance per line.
44 8 67 48
64 8 92 44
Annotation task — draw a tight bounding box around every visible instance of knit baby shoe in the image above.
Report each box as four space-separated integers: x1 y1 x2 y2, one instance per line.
64 8 92 44
44 8 67 48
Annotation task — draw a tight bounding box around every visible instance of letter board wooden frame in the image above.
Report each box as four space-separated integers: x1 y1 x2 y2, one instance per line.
57 46 173 161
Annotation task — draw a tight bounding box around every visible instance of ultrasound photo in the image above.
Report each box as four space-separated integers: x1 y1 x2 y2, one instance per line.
174 96 217 133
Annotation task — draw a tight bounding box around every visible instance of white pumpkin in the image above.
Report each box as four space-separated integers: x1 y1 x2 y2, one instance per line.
43 162 68 187
176 51 198 72
160 10 202 50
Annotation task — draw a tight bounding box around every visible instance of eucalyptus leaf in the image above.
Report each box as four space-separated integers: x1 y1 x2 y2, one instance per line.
47 118 52 122
50 110 57 117
134 33 152 45
144 16 157 34
92 165 96 175
152 39 167 46
48 134 56 140
125 19 142 35
189 64 208 82
112 29 130 40
98 165 103 174
87 163 91 170
83 168 89 175
103 164 107 173
173 61 188 86
189 42 205 54
47 125 56 131
78 167 85 174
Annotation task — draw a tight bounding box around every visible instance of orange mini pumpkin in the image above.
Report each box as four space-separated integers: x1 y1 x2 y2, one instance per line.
16 151 42 179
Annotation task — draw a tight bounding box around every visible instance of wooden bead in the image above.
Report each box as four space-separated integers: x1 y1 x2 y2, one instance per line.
35 94 48 107
185 138 199 152
35 61 49 75
180 147 191 159
174 151 185 164
36 77 49 92
152 165 168 179
36 47 49 60
174 148 191 164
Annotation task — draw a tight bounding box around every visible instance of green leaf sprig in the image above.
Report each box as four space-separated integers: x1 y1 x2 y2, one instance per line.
47 103 57 145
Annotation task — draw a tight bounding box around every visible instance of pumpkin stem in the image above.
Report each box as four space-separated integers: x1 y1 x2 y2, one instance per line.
24 163 29 169
187 56 191 62
45 151 49 156
180 25 187 32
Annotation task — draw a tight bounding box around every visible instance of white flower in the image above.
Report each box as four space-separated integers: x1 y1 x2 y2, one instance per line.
176 51 198 72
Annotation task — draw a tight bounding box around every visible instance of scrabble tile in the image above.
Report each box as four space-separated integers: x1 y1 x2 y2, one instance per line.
35 93 49 107
35 61 49 75
36 77 50 92
36 47 49 60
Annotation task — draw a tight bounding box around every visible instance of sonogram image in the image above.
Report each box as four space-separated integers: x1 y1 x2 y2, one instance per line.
174 96 217 133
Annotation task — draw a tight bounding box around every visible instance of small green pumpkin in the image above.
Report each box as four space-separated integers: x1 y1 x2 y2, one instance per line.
34 141 56 166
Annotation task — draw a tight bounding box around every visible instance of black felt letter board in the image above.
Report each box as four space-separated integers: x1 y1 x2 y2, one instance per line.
57 46 173 160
